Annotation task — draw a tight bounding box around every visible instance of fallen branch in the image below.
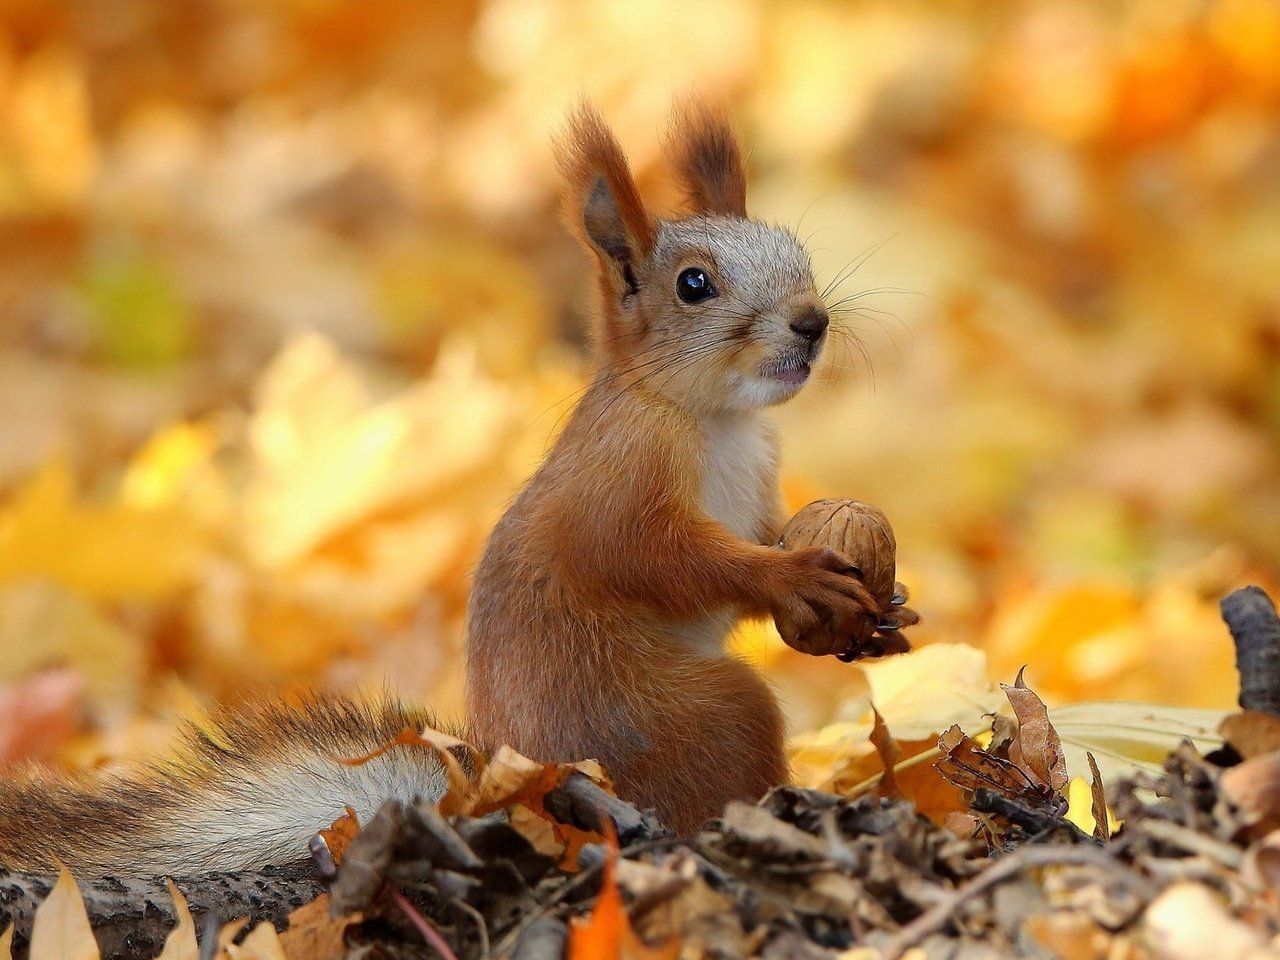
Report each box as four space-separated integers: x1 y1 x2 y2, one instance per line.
0 863 322 960
1221 586 1280 716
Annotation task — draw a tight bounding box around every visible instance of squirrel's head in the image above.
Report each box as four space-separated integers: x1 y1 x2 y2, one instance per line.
557 101 829 413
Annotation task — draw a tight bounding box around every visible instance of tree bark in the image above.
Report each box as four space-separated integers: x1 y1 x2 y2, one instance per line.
0 863 322 960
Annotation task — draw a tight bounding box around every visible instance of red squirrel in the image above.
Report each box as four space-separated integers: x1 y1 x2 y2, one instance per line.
0 101 878 876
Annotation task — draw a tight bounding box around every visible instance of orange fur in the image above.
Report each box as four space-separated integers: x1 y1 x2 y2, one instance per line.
666 98 748 217
468 102 877 832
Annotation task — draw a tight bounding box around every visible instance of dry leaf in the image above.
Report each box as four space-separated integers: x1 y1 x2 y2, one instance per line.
0 458 202 599
278 894 352 959
214 920 250 957
860 643 1008 740
1222 711 1280 761
28 864 98 960
568 828 678 960
225 922 288 960
935 724 1046 803
1050 701 1229 785
1002 669 1068 794
1086 753 1110 842
869 706 903 800
1143 883 1280 960
317 806 360 867
156 880 199 960
0 925 13 960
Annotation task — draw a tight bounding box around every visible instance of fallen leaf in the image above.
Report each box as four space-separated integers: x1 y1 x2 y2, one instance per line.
1002 669 1068 794
226 922 287 960
1221 711 1280 760
860 643 1007 740
317 806 360 867
28 864 98 960
869 706 903 800
0 458 202 599
935 724 1047 805
1221 749 1280 832
1087 753 1110 842
1050 701 1229 785
156 880 198 960
568 827 677 960
1143 882 1280 960
278 894 352 959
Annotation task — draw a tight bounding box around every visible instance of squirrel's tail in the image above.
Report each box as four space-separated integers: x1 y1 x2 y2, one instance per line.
0 697 451 876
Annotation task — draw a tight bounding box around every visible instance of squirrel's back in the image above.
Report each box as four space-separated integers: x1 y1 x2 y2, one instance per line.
0 697 450 875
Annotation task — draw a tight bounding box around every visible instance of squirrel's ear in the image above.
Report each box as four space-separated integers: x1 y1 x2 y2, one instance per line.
666 99 747 218
556 103 656 292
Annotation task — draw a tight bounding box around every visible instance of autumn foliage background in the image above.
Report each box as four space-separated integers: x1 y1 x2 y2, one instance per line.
1 0 1278 774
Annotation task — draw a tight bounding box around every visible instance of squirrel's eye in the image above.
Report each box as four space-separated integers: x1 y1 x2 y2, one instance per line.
676 267 717 304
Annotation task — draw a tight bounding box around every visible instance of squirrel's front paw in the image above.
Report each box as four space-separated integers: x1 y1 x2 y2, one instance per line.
769 547 879 657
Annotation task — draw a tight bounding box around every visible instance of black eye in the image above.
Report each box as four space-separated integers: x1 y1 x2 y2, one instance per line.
676 267 717 304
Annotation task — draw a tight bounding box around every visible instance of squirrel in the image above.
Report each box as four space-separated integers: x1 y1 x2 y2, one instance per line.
0 101 879 877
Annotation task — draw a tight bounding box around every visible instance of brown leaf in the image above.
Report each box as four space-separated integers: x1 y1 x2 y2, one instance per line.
935 724 1043 800
869 706 903 800
1220 749 1280 833
1221 711 1280 761
1002 668 1068 795
156 880 198 960
278 895 351 960
1087 753 1110 842
336 725 481 816
28 864 98 960
317 806 360 867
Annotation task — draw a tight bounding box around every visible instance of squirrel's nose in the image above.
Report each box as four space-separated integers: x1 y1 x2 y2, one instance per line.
789 306 829 343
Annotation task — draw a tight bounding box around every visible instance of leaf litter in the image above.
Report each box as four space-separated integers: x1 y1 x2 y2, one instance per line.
8 587 1279 959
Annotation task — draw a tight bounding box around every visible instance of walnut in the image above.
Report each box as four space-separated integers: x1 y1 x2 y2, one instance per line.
778 499 919 660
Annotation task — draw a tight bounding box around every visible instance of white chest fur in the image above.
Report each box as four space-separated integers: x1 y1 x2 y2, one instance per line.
698 413 777 543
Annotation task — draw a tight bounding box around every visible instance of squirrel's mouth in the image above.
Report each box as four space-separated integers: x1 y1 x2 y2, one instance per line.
759 353 812 386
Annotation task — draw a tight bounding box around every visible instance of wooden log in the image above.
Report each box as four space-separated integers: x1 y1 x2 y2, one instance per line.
0 863 322 960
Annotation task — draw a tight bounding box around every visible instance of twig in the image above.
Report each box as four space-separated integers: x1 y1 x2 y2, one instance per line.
879 844 1158 959
1131 819 1242 870
452 898 490 960
1221 587 1280 716
392 887 459 960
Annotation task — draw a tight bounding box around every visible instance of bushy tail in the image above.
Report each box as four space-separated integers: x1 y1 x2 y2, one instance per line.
0 697 451 877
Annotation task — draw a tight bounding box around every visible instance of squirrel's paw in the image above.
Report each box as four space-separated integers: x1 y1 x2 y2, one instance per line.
769 547 880 657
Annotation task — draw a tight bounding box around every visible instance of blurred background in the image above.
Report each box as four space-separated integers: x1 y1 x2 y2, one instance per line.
1 0 1278 769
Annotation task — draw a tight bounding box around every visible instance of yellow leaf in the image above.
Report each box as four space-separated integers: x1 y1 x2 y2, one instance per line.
226 923 287 960
860 643 1007 740
1 924 13 960
0 582 144 704
0 458 201 599
156 881 198 960
1065 775 1118 838
28 864 98 960
1051 700 1229 785
120 422 223 516
242 333 522 570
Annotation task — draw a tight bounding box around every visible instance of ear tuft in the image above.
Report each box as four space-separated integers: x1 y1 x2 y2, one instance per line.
666 98 747 218
555 102 656 264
